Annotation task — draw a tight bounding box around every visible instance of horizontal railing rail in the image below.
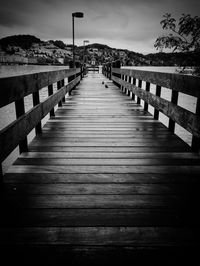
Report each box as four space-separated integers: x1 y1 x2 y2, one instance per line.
87 66 99 72
0 67 83 178
103 63 200 153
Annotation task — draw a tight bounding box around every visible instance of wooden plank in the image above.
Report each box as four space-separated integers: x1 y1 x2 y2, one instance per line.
4 173 200 184
0 194 193 208
2 208 199 227
7 165 200 174
0 227 198 246
29 146 190 152
2 208 198 227
0 245 198 265
4 183 198 195
13 158 200 166
19 152 199 159
29 141 187 147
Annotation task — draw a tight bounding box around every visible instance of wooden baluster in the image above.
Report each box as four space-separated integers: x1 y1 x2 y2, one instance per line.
32 91 42 135
62 79 65 103
15 98 28 153
124 76 127 94
57 81 62 107
132 78 136 101
191 97 200 152
154 85 161 120
168 90 179 133
137 80 142 104
121 75 124 92
128 76 131 97
124 76 127 93
144 82 150 111
48 84 55 117
126 76 129 95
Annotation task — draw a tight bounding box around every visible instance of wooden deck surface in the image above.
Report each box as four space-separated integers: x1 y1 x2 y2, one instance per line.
1 73 200 265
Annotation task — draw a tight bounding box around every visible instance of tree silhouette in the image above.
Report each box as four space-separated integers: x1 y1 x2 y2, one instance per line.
154 14 200 75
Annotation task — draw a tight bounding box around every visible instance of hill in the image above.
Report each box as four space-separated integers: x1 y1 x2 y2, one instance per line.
0 34 199 67
0 35 42 51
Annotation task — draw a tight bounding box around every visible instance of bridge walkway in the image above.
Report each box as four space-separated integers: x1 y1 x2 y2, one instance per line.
1 72 200 264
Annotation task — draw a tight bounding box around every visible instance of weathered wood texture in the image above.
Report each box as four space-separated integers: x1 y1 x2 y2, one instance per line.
1 73 200 264
112 67 200 97
112 75 200 138
0 68 80 107
0 76 81 163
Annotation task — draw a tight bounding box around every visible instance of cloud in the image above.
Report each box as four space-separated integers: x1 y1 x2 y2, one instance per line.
0 0 199 53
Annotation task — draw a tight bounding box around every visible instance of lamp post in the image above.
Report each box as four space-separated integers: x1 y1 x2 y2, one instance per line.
72 12 84 68
83 40 89 64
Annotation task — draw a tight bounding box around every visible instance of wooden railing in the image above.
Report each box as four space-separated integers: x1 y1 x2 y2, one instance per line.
103 64 200 153
0 67 83 179
87 66 99 73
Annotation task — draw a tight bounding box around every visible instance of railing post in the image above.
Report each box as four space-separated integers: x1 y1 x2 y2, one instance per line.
15 98 28 153
137 80 142 104
128 76 131 96
48 84 55 117
109 63 112 80
32 91 42 135
62 79 65 103
144 82 150 111
57 81 62 107
154 85 161 120
132 78 136 101
123 75 126 93
126 76 129 95
168 90 179 133
191 97 200 153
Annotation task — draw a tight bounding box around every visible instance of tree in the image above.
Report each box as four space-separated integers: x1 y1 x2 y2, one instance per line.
154 13 200 75
0 35 41 50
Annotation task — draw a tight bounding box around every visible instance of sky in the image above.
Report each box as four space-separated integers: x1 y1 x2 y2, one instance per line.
0 0 200 54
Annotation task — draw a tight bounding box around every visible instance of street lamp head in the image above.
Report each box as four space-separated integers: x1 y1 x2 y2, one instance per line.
72 12 84 18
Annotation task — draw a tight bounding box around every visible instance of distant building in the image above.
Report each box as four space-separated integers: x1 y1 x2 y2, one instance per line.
57 57 64 64
118 50 126 58
91 57 97 66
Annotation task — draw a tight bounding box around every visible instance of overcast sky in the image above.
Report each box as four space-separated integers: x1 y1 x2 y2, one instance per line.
0 0 199 54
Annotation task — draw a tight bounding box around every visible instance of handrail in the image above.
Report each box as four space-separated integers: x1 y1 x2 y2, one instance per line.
103 64 200 152
0 68 80 108
112 68 200 97
0 67 83 178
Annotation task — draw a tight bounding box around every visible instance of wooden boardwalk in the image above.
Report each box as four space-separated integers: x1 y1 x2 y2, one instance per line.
1 72 200 264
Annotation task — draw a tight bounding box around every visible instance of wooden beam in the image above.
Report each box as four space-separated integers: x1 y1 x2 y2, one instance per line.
48 84 55 117
112 76 200 138
112 68 200 97
144 82 150 111
0 68 80 108
137 80 142 105
0 76 80 163
15 98 28 153
192 97 200 152
154 85 161 120
32 91 42 135
57 81 62 107
168 90 179 133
